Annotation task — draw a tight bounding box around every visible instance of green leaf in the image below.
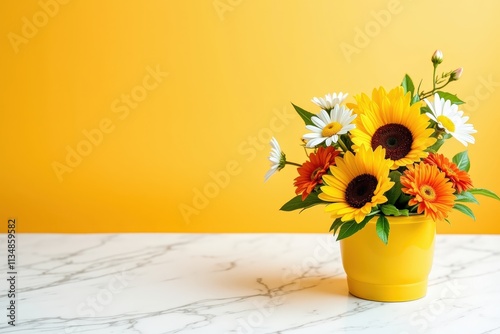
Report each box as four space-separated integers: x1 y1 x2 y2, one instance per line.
420 105 433 116
452 151 470 172
376 215 390 245
396 191 412 208
380 204 409 217
385 171 402 205
420 105 432 113
380 204 398 216
280 193 324 211
399 209 409 216
329 218 343 234
336 221 359 241
336 215 375 241
453 203 476 221
291 103 315 126
401 74 415 96
455 191 479 204
411 94 420 105
468 188 500 201
436 91 465 105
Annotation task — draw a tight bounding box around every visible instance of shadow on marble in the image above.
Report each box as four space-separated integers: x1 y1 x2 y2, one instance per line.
204 265 351 301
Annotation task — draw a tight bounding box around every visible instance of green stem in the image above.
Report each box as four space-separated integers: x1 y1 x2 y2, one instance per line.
432 64 437 92
337 138 350 153
419 80 452 100
285 161 302 167
419 64 453 100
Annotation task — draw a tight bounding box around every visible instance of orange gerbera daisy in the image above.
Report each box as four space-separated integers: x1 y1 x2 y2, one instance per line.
400 163 455 221
423 153 473 193
294 146 340 200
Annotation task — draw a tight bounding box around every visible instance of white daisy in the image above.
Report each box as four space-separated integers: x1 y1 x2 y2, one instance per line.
303 105 357 148
264 137 286 182
311 92 348 111
424 93 477 146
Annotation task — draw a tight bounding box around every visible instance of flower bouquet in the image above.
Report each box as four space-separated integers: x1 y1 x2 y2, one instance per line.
266 50 498 244
265 51 499 301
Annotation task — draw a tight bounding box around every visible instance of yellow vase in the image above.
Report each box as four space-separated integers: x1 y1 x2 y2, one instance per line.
339 215 435 302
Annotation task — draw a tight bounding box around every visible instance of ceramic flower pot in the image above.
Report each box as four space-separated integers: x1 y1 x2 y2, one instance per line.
339 215 435 302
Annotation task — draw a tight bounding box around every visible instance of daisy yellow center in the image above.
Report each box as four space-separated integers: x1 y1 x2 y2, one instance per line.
437 115 456 133
420 185 437 201
322 122 343 137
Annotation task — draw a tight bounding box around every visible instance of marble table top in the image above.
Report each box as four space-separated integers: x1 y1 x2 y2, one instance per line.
0 233 499 334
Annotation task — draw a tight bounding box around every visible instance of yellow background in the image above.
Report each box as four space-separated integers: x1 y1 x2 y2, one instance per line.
1 0 499 233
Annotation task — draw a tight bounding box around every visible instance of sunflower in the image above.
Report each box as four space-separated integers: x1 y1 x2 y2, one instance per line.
294 146 340 200
400 162 455 221
423 153 473 193
319 145 394 223
350 86 437 169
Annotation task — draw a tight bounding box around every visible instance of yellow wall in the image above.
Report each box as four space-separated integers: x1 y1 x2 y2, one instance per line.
1 0 499 233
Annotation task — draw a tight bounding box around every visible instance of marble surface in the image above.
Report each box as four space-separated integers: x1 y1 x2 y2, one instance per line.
0 233 499 334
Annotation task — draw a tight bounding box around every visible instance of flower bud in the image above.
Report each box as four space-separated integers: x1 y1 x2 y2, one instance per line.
431 50 443 65
450 67 463 81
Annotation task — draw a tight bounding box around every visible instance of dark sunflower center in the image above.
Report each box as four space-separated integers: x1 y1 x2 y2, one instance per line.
371 123 413 160
345 174 378 209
